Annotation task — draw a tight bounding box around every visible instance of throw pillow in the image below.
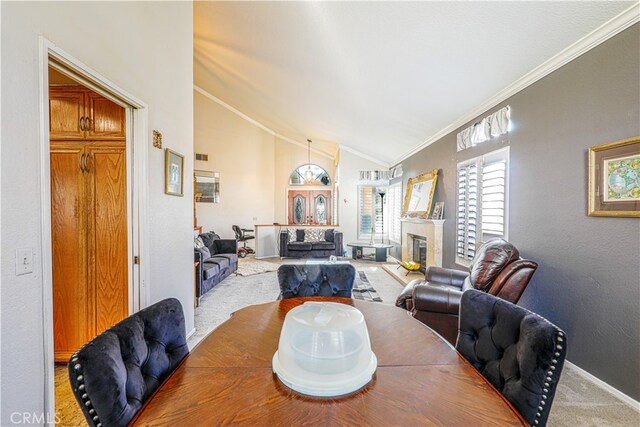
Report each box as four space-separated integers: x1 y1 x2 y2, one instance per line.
194 236 205 249
287 228 297 243
196 246 211 261
324 229 334 242
304 228 325 242
296 229 305 242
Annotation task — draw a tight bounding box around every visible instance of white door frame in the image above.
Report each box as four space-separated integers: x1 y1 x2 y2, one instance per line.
38 36 150 419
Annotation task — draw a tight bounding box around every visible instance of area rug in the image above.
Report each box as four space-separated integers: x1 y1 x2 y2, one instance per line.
352 270 383 302
236 256 279 276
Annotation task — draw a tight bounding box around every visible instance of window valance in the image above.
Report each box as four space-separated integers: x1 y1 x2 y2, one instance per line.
457 106 511 152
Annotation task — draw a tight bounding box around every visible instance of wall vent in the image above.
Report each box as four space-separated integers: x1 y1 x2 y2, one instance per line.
195 153 209 161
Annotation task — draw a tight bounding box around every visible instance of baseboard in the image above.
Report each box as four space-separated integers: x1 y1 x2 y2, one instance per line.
186 327 196 340
565 360 640 411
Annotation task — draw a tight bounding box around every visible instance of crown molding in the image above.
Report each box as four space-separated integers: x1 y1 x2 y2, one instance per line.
195 85 335 161
339 144 389 168
194 85 275 136
393 3 640 165
273 134 334 160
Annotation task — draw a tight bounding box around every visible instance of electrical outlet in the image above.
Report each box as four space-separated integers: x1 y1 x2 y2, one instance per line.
16 248 33 276
252 217 258 221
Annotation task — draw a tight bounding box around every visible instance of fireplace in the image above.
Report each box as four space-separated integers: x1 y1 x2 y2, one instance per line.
401 218 444 269
408 234 427 273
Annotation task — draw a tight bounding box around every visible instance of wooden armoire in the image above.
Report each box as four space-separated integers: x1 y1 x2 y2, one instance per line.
49 85 128 362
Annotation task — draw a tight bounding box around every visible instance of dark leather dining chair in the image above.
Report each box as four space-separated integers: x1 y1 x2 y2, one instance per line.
456 290 566 427
68 298 189 427
396 238 537 344
277 264 356 299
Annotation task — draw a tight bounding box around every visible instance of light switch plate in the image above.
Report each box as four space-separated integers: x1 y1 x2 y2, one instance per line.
16 248 33 276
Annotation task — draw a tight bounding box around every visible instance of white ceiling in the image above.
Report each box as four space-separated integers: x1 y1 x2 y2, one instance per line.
194 1 636 166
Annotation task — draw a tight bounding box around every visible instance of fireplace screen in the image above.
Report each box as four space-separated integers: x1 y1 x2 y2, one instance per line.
409 234 427 273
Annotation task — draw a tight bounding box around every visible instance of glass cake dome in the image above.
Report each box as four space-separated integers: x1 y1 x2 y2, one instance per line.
272 301 377 397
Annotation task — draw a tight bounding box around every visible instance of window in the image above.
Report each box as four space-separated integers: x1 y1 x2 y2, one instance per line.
388 183 402 242
358 186 383 240
456 147 509 265
288 164 331 186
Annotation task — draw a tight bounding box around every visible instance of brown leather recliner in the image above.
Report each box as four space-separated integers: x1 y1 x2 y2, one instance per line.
395 238 538 345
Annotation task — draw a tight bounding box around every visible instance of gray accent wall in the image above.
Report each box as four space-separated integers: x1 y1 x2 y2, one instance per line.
396 25 640 399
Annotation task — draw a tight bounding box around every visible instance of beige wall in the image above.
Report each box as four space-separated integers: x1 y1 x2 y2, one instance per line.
195 91 343 232
194 91 276 237
1 1 193 421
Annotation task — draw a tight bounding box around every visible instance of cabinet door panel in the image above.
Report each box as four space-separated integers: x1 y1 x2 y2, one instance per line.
86 146 128 333
86 93 126 140
49 90 85 140
51 145 90 361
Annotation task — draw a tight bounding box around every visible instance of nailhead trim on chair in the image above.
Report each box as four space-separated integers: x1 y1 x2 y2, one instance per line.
70 348 102 427
531 323 564 426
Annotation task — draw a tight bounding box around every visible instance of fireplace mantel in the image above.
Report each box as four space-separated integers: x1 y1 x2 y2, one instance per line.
400 218 445 269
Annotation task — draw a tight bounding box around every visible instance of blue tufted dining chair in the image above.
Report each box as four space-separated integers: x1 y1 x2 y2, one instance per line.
277 264 356 299
456 290 566 427
68 298 189 427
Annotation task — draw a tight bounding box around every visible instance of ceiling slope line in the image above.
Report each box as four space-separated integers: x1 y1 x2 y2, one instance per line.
272 133 333 160
194 85 275 136
392 2 640 166
338 144 390 168
194 85 335 160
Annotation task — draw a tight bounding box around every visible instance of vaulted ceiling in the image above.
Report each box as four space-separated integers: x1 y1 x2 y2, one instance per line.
194 1 635 166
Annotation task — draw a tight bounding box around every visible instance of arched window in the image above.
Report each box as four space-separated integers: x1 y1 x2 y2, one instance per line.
289 164 331 186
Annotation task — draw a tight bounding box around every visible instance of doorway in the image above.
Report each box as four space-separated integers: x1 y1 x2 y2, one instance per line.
40 38 149 424
287 189 332 225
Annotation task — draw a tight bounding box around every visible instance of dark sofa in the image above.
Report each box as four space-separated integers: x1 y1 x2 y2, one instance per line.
279 228 343 258
194 231 238 300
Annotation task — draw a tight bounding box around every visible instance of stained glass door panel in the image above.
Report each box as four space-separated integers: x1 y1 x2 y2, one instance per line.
287 190 332 225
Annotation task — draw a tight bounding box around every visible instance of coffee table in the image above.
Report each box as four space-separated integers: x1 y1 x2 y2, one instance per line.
346 243 393 262
131 297 526 426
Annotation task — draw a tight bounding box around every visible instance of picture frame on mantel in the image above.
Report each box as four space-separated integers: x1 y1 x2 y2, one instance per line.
432 202 445 220
588 136 640 217
165 148 184 197
402 169 438 219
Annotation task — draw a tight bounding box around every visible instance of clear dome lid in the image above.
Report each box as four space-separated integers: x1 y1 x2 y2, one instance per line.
272 302 377 397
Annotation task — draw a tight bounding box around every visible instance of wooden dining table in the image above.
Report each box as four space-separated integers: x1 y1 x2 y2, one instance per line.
131 297 526 426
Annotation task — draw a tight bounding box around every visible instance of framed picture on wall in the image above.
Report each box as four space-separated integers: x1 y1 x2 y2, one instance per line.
588 136 640 217
165 149 184 196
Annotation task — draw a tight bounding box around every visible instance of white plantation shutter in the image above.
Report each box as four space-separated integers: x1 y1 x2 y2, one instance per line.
457 148 509 265
358 186 383 239
481 160 506 236
359 186 374 239
457 162 478 261
388 183 402 242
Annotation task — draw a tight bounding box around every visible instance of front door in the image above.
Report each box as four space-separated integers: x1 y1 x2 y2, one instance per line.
287 190 332 225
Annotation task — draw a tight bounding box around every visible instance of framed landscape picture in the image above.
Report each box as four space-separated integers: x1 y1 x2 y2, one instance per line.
588 136 640 217
165 149 184 196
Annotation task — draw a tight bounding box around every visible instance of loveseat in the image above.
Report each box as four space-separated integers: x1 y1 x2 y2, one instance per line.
194 231 238 300
279 228 343 258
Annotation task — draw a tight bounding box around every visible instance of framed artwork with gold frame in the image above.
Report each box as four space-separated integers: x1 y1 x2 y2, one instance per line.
402 169 438 218
165 148 184 197
588 136 640 217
